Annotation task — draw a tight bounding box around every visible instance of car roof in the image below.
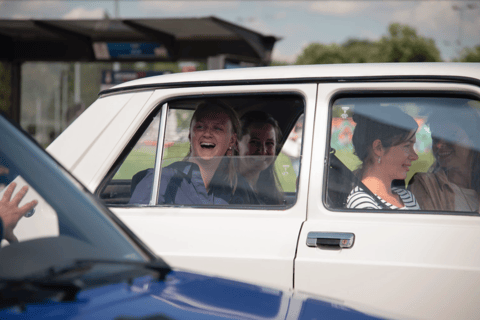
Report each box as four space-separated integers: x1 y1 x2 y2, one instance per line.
101 63 480 96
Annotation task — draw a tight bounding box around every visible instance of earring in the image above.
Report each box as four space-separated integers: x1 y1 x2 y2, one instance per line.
378 157 381 164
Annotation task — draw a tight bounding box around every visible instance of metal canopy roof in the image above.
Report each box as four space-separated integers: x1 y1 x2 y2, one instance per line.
0 16 279 64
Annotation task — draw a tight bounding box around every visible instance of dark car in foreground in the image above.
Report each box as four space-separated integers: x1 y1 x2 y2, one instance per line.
0 115 390 319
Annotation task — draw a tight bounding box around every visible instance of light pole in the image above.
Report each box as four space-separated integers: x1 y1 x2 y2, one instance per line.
113 0 120 72
452 3 478 55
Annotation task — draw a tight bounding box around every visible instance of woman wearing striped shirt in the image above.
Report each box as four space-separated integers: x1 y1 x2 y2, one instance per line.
346 106 420 210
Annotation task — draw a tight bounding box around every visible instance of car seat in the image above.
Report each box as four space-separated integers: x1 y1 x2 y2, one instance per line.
326 149 357 208
131 169 151 196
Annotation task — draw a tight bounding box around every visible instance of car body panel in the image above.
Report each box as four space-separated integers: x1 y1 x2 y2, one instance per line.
0 271 384 320
296 81 480 319
46 63 480 319
48 93 136 173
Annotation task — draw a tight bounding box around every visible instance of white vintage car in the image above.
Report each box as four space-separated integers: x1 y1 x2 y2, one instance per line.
48 63 480 320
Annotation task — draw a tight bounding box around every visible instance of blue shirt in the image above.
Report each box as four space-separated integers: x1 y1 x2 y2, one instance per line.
129 161 258 206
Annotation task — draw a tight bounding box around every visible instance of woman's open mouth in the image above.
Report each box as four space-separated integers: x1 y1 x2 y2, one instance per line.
200 142 216 149
436 150 453 159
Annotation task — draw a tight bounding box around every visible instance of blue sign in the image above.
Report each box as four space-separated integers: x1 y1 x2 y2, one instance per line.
93 42 169 60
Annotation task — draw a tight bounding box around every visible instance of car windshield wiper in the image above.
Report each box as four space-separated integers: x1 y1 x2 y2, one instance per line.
41 257 171 282
0 258 171 310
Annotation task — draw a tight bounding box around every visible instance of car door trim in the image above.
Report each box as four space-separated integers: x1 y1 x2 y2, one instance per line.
150 103 169 205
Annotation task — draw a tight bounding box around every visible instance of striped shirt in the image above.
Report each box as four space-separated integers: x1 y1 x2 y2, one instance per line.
346 186 420 210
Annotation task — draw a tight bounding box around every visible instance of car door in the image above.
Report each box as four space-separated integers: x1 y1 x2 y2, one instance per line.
78 83 317 290
295 81 480 320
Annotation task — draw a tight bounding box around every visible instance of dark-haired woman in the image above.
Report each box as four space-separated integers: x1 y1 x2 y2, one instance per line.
346 107 420 210
237 111 284 205
130 102 256 205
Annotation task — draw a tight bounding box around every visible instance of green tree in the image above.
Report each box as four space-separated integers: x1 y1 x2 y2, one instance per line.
296 43 346 65
455 45 480 62
295 23 442 65
295 39 382 65
342 39 381 63
378 23 441 62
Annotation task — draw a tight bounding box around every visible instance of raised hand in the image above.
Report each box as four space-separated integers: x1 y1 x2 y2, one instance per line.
0 182 38 243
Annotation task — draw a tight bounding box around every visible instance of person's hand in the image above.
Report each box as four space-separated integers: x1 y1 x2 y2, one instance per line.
0 182 38 243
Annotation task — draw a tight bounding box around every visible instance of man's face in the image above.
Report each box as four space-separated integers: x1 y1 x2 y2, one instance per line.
430 122 472 170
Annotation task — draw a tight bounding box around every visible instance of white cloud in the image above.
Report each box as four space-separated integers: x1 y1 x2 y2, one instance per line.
305 1 415 21
0 0 69 19
463 14 480 40
271 2 308 9
390 2 479 47
261 10 288 20
271 48 298 63
242 18 276 36
62 7 107 20
272 39 311 64
279 22 308 38
10 14 30 19
137 1 238 14
391 2 454 32
274 12 287 20
358 29 381 42
308 1 374 16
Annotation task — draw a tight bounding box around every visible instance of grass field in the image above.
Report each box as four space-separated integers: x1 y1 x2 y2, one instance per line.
113 143 298 192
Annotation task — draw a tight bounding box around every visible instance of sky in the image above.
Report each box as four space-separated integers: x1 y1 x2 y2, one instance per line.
0 0 479 62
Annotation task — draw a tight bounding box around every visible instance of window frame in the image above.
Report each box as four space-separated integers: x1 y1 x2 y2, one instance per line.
96 104 164 204
97 91 307 210
323 89 480 216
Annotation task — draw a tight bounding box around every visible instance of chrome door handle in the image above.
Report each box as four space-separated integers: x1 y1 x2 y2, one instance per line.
306 232 355 248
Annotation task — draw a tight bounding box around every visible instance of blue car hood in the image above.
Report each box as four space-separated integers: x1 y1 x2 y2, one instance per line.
1 270 384 319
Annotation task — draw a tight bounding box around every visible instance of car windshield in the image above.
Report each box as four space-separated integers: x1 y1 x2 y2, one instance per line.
0 115 162 285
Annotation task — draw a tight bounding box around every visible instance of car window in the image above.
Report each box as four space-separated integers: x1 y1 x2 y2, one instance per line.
0 115 154 282
100 94 304 209
98 111 161 205
326 95 480 215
